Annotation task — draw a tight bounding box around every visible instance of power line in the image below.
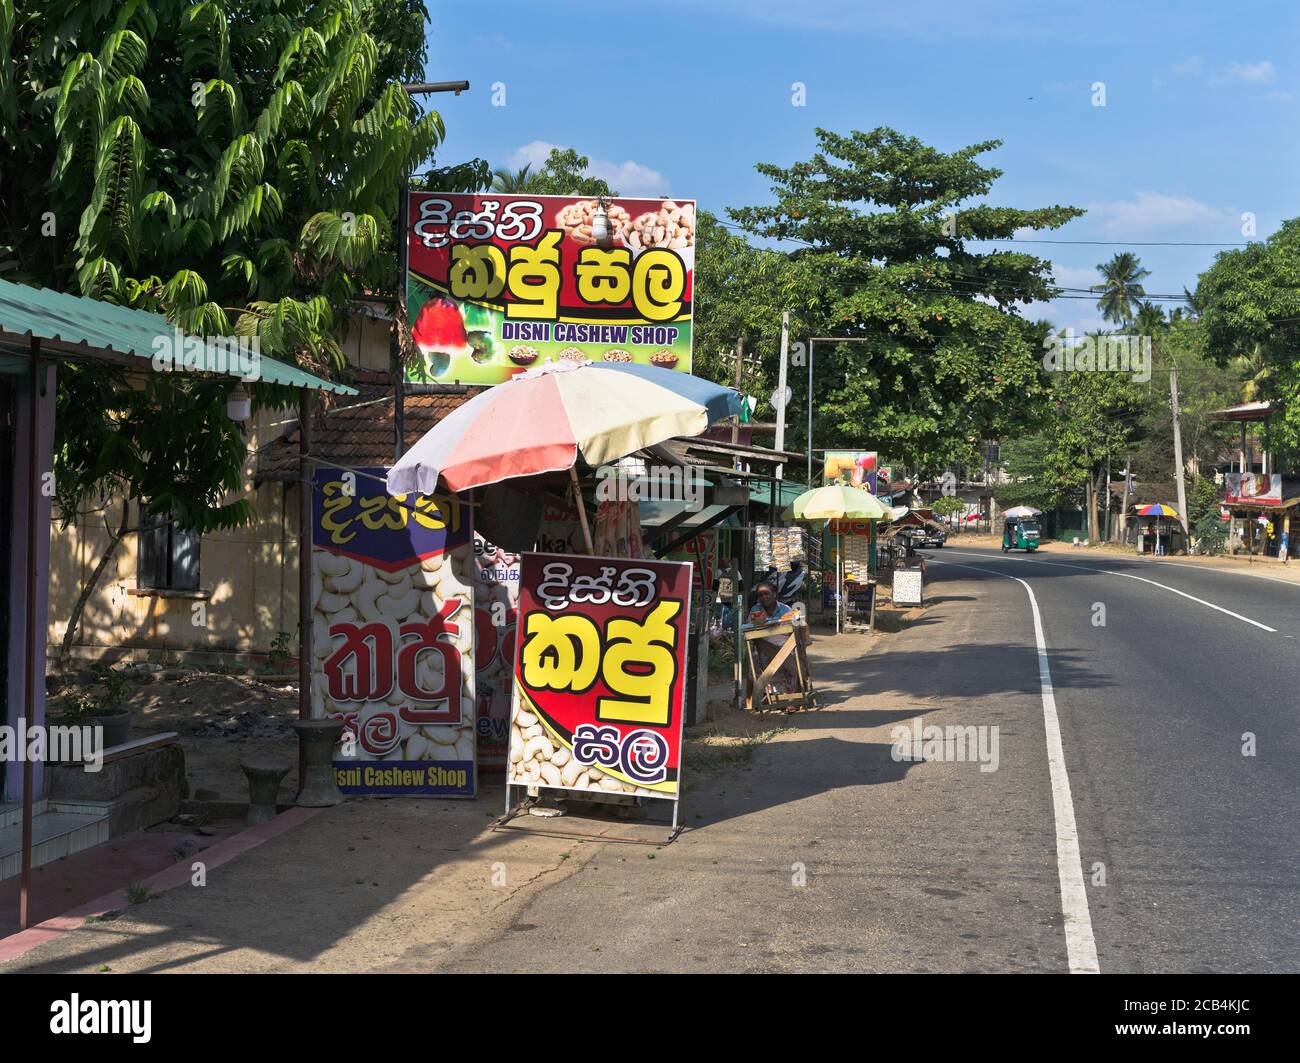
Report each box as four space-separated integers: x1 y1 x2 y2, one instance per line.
968 238 1251 247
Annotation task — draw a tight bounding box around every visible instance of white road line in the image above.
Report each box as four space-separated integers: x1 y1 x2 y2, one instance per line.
929 557 1100 974
1150 558 1300 589
940 550 1278 633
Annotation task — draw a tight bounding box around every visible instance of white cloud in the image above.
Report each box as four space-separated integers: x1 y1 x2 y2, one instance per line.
1050 264 1101 290
1171 56 1204 75
1226 60 1275 83
509 141 670 197
1085 191 1237 238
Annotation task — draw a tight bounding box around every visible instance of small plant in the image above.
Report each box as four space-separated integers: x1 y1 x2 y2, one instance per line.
125 882 154 905
59 663 127 722
265 630 292 672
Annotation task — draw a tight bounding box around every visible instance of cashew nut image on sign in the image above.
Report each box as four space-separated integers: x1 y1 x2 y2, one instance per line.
505 705 660 799
312 542 476 765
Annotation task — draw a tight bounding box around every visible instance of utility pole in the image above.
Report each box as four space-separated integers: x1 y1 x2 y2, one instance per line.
731 337 743 446
1104 452 1112 541
1121 454 1132 545
806 338 815 485
774 311 789 480
1170 366 1190 545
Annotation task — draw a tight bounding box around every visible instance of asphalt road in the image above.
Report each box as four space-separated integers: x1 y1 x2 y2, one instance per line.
928 546 1300 973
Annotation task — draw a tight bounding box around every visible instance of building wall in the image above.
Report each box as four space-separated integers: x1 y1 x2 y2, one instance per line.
46 406 301 665
45 309 390 665
6 361 56 802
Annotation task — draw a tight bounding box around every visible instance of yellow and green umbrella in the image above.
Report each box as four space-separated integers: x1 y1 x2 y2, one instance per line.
789 484 893 522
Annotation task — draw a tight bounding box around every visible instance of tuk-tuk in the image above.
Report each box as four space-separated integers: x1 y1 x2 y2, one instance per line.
1002 516 1040 552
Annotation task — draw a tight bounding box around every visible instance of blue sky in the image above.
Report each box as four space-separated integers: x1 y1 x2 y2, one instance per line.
424 0 1298 333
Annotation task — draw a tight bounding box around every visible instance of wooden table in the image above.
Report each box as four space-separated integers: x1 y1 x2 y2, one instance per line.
742 618 818 712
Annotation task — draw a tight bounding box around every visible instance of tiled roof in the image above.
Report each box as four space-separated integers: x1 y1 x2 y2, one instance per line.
256 377 477 481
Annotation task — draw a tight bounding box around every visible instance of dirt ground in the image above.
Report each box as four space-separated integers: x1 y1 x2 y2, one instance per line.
51 668 302 803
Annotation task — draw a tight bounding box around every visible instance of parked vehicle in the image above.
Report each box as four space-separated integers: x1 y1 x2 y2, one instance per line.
1002 517 1040 552
912 526 946 548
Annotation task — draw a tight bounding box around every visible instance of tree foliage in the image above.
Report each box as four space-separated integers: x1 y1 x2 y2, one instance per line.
490 148 616 198
0 0 444 378
0 0 452 651
1196 217 1300 458
727 127 1084 476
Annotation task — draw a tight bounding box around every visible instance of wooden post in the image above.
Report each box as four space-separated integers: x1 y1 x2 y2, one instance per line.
19 338 40 930
569 466 594 555
297 391 314 790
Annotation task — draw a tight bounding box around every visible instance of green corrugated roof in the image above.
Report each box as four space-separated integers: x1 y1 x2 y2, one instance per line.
748 480 808 507
0 278 356 394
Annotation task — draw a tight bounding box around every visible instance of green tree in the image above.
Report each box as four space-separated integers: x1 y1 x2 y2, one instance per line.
691 209 817 412
728 127 1083 478
495 148 617 198
0 0 451 653
1092 252 1151 326
1195 218 1300 461
491 163 534 192
1188 474 1226 554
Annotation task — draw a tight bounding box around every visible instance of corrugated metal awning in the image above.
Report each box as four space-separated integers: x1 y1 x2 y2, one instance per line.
0 278 356 394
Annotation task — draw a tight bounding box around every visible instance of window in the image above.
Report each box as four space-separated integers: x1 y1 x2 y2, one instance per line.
137 506 200 591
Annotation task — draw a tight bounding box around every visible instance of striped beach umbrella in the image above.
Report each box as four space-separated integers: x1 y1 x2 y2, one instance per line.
386 360 740 494
1136 503 1180 519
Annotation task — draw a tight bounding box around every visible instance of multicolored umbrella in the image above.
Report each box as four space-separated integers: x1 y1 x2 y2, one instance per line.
789 484 893 521
1136 503 1181 519
386 360 740 494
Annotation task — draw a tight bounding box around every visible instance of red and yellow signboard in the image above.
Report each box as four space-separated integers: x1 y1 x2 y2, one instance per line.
406 193 695 385
509 553 692 801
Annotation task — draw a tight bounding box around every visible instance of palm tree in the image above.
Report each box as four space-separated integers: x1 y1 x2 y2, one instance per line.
1091 253 1151 326
1134 300 1165 336
491 164 535 192
1230 342 1274 403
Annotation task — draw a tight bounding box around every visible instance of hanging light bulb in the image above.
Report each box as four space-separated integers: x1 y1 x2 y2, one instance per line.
226 382 251 423
591 196 614 249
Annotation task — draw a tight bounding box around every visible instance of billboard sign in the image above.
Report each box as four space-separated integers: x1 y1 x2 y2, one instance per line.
509 553 692 802
311 469 477 796
1224 472 1282 506
824 450 878 493
406 192 695 385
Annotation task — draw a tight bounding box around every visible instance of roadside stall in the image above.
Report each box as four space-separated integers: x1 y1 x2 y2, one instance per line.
1134 503 1179 556
788 485 892 635
386 359 740 835
1221 474 1298 558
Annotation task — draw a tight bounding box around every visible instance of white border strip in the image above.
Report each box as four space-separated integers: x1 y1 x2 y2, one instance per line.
930 557 1100 973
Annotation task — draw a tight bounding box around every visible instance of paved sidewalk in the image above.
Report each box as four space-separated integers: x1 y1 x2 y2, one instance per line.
2 578 1069 973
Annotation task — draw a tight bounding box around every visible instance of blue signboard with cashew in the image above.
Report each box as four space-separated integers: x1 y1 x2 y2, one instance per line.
311 468 477 796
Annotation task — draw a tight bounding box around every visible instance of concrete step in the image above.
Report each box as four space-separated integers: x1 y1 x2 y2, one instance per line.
0 800 48 830
0 809 109 882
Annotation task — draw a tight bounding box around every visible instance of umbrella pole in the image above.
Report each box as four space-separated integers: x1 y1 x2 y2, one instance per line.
570 466 595 555
836 531 843 635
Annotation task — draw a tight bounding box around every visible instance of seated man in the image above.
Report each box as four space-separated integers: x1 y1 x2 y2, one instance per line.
746 581 799 697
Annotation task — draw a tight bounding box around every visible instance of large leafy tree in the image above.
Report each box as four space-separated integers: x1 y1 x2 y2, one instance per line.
490 148 616 198
0 0 449 656
1196 218 1300 458
1091 252 1151 326
1001 357 1144 538
1 0 442 372
728 127 1084 476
